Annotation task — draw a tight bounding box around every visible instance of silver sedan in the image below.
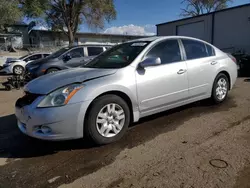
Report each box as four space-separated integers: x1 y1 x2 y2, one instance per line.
15 36 237 144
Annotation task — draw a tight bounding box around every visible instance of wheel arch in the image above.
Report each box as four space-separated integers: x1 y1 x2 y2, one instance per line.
84 90 135 128
45 67 61 73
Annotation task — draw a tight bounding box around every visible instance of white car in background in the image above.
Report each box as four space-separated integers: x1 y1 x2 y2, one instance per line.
0 53 50 75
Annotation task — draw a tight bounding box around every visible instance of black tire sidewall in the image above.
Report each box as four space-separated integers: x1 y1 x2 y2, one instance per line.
212 73 229 103
13 65 24 75
85 94 130 145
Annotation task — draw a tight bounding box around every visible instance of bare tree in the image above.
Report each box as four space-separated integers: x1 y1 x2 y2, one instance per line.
180 0 233 17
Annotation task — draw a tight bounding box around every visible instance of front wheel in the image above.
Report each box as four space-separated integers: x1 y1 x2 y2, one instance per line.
211 73 229 104
13 65 24 75
85 94 130 145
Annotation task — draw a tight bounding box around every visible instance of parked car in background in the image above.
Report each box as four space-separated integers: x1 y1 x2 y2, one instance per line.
232 52 250 76
26 45 111 78
15 36 237 145
0 53 50 75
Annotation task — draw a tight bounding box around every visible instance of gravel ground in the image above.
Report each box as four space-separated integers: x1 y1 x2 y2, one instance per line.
0 77 250 188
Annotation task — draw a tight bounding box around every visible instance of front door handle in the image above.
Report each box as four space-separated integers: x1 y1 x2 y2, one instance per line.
177 69 187 74
211 61 218 65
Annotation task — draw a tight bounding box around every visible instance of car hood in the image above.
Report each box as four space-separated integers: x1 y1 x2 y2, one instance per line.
27 57 58 68
24 68 117 94
6 58 19 64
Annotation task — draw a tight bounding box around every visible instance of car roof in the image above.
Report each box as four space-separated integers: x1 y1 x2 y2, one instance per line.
129 36 210 43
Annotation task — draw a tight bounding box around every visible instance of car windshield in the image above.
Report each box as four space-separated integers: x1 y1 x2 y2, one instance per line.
47 48 70 58
82 41 150 69
19 54 29 60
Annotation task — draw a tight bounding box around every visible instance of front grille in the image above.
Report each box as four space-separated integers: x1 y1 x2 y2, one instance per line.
16 92 41 108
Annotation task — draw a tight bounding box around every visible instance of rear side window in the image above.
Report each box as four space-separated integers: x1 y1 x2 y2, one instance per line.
146 39 182 64
43 54 50 58
87 47 104 56
182 39 211 60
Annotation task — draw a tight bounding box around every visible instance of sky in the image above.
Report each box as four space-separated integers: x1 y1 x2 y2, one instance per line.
33 0 250 35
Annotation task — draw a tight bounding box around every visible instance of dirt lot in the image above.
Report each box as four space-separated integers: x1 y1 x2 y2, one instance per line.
0 77 250 188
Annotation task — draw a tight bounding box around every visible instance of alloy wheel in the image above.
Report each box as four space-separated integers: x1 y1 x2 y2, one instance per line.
216 78 228 100
14 66 23 75
96 103 125 138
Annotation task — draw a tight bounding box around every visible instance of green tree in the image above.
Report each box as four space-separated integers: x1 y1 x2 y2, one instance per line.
0 0 23 32
181 0 233 17
21 0 116 46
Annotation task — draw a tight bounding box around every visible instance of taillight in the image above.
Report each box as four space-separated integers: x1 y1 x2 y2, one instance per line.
228 54 237 64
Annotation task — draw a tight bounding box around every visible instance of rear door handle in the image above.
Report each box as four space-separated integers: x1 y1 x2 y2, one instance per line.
211 61 218 65
177 69 187 74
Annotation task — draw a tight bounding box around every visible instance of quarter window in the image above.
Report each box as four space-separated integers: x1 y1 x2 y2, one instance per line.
146 40 182 64
206 44 215 56
87 47 104 56
182 39 213 60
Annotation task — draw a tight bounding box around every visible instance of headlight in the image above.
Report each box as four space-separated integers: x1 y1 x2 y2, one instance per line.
37 84 84 107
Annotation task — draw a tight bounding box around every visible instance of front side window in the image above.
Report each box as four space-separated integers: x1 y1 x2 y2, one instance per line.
182 39 210 60
83 41 150 69
25 54 42 61
68 48 84 58
145 39 182 64
49 48 70 59
87 47 104 56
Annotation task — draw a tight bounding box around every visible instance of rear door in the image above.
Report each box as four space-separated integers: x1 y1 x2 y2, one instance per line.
181 39 218 98
65 47 85 67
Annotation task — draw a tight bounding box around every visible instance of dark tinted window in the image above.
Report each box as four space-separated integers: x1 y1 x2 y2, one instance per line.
24 54 42 61
49 48 69 58
87 47 104 56
43 54 50 58
146 40 181 64
182 39 210 60
206 44 215 56
68 48 84 58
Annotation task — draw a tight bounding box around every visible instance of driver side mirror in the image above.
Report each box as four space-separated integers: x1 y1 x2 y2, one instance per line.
63 54 72 61
139 57 161 68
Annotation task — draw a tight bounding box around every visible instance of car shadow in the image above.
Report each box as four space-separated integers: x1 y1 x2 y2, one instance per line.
0 97 236 159
0 114 97 159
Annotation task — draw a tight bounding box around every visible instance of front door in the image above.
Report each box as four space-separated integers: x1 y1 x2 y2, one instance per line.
136 39 189 114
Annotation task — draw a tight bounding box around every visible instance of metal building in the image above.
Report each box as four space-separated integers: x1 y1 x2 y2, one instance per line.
156 3 250 54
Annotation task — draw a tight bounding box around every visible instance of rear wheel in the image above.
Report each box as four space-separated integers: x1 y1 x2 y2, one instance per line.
46 68 59 74
211 73 229 104
13 65 24 75
85 94 130 145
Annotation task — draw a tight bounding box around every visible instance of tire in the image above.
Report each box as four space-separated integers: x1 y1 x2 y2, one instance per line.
5 84 11 91
13 65 24 75
85 94 130 145
46 68 59 74
211 73 229 104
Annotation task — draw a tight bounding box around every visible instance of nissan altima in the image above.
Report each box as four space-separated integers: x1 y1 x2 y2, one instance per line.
15 36 237 145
